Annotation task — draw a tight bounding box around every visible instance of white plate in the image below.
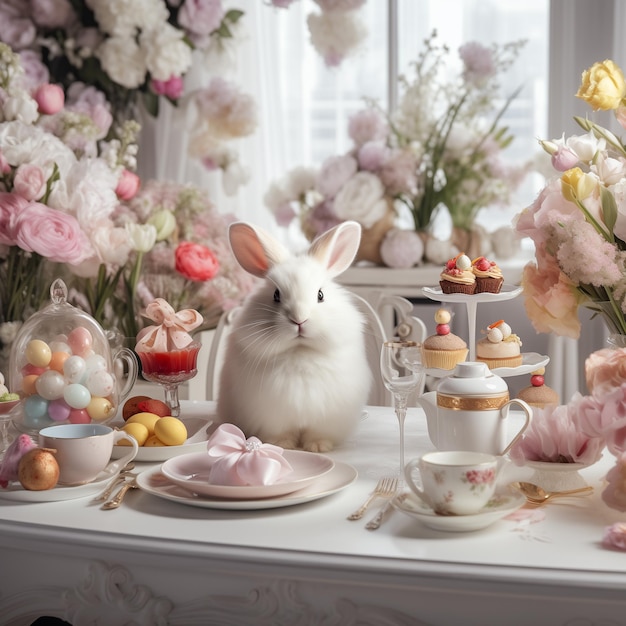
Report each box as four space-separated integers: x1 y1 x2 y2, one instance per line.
421 284 522 303
110 416 213 462
392 489 526 532
161 450 335 500
0 469 119 503
136 461 357 510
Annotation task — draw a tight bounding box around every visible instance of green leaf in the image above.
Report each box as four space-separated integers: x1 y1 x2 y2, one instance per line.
142 91 159 118
600 185 618 235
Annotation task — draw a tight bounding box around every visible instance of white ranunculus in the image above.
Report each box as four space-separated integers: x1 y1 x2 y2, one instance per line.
70 225 133 278
140 23 192 81
333 171 387 228
96 36 147 89
566 130 607 164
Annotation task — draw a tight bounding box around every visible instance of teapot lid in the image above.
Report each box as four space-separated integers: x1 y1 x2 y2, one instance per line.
437 361 508 397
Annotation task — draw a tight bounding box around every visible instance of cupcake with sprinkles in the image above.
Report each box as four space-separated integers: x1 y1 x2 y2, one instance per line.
439 253 476 295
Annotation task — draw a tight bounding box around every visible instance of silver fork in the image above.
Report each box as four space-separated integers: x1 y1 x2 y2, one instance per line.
347 477 398 521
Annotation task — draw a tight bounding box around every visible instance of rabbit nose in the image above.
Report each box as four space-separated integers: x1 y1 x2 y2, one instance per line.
290 318 307 334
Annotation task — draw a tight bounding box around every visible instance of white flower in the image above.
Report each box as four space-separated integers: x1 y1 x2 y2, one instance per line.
96 36 147 89
70 225 133 278
2 92 38 124
285 166 318 199
566 130 606 163
306 10 367 67
140 22 192 81
333 171 387 228
223 158 250 196
594 152 626 186
126 222 157 253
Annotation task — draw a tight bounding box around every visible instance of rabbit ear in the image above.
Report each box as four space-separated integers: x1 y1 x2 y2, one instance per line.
229 222 290 277
309 221 361 278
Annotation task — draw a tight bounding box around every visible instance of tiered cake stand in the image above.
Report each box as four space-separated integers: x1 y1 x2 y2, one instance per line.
421 285 550 378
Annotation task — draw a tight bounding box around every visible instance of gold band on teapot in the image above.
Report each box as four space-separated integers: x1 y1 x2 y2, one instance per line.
436 392 510 411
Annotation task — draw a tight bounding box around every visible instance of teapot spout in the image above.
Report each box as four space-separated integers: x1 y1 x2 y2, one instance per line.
416 391 438 448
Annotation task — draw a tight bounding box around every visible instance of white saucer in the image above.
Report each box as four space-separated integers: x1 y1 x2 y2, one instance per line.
426 352 550 379
136 461 357 510
0 470 118 503
392 489 526 532
161 450 335 499
110 416 213 462
421 284 522 303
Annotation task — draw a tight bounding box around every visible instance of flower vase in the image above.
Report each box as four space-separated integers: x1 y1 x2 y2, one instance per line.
525 460 590 492
355 201 396 265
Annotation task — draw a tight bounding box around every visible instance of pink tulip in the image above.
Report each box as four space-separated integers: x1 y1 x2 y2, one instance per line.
115 170 140 201
34 84 65 115
151 76 184 100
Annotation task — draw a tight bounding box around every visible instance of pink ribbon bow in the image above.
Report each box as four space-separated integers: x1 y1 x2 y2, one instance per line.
206 424 294 486
135 298 203 352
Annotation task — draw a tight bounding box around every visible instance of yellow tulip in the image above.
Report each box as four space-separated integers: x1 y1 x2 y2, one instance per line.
576 60 626 111
561 167 597 202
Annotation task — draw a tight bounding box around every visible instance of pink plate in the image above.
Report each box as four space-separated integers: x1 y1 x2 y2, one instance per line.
0 400 19 416
161 450 335 500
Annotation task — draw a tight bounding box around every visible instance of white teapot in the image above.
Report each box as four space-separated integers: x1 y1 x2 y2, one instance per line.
417 361 533 456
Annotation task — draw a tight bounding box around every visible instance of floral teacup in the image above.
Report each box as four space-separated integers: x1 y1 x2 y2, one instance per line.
404 451 499 516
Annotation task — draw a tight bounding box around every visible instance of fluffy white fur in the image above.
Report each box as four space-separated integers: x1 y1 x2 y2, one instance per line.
216 221 371 452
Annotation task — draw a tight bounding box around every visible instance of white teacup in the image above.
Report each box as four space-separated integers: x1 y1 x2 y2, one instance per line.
39 424 138 485
404 450 499 515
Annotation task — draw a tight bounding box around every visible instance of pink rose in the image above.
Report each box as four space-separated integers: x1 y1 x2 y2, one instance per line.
551 146 580 172
603 521 626 547
13 164 46 201
13 202 92 264
175 241 220 281
34 83 65 115
585 348 626 394
0 192 28 246
115 169 140 201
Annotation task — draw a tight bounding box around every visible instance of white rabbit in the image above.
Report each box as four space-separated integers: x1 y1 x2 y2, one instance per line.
216 220 371 452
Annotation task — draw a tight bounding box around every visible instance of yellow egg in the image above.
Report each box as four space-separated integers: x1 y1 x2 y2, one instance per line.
144 434 166 447
154 416 187 446
126 411 161 435
119 422 149 446
87 396 114 421
26 339 52 368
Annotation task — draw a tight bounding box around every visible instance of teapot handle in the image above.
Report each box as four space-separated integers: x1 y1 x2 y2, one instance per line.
499 399 533 456
114 347 138 402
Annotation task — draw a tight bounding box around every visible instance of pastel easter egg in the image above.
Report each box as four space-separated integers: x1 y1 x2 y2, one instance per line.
24 394 49 421
434 309 451 325
26 339 52 368
48 350 71 373
23 410 54 430
35 370 66 400
68 408 91 424
86 396 114 422
21 374 39 396
21 363 45 377
85 354 107 372
67 327 93 357
63 355 86 383
63 383 91 409
49 339 71 354
86 370 114 397
48 398 72 422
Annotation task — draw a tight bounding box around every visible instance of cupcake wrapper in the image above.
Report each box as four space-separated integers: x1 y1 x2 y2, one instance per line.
475 277 503 294
422 348 468 370
439 280 476 295
476 355 523 369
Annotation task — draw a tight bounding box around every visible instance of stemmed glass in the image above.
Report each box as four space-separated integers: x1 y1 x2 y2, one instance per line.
380 341 426 482
136 341 202 417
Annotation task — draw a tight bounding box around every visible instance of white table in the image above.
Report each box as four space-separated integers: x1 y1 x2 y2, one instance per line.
0 402 625 626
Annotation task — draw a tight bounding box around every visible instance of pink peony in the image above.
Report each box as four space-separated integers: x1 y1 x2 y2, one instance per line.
178 0 224 37
459 42 496 85
34 83 64 115
348 109 388 146
601 453 626 513
603 521 626 548
520 249 583 338
175 241 220 281
585 347 626 394
315 154 358 198
115 169 140 201
12 202 92 265
509 403 604 465
357 141 388 171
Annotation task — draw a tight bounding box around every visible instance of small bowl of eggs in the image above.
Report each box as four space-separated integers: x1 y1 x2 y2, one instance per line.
8 279 138 434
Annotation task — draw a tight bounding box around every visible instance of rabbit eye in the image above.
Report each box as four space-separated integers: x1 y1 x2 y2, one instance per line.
273 288 280 303
318 289 324 302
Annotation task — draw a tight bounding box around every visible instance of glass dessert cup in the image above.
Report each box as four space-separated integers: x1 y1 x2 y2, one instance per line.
136 341 201 417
